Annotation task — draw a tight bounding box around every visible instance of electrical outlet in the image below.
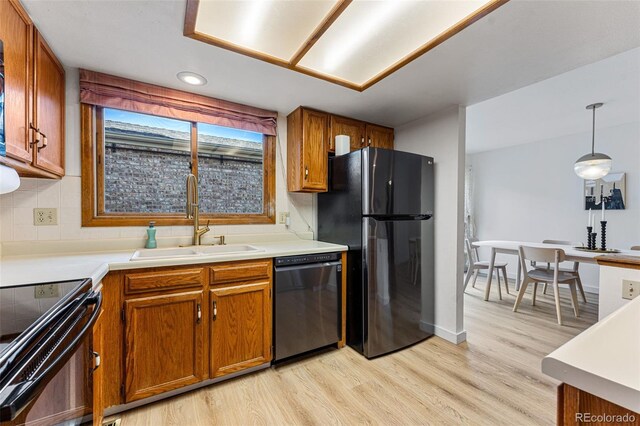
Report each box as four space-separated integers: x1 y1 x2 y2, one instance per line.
33 208 57 226
34 284 59 299
278 212 290 224
622 280 639 300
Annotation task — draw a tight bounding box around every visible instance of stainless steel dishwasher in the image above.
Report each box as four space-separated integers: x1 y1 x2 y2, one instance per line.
273 252 342 362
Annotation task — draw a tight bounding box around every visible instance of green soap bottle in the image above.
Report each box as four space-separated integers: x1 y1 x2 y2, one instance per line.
145 221 157 249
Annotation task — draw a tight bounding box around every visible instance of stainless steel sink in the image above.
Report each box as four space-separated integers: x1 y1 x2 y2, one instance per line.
130 244 263 261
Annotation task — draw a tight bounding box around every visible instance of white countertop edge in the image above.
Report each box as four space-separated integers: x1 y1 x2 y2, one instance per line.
90 263 110 287
541 296 640 413
541 358 640 413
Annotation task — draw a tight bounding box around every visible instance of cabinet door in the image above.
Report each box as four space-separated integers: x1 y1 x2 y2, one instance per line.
210 281 271 378
0 0 32 163
330 115 366 152
366 124 394 150
32 30 65 176
124 291 204 402
92 309 104 426
301 109 328 191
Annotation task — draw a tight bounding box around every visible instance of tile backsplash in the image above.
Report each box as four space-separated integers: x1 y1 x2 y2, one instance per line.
0 176 312 243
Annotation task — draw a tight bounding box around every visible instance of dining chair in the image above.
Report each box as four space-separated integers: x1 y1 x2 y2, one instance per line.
631 246 640 251
513 246 579 325
464 238 510 299
538 240 587 303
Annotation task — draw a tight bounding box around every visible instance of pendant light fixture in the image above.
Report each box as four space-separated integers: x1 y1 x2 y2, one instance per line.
574 103 612 179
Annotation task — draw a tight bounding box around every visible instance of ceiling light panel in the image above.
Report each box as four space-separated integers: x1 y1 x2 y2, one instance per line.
297 0 496 85
194 0 339 61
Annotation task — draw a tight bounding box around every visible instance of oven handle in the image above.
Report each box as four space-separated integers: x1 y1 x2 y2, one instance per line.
0 291 102 422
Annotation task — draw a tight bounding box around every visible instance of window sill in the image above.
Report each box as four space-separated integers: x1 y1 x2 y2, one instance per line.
81 213 275 227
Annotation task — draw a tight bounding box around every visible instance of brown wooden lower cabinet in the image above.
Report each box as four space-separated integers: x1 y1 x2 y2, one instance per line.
99 255 345 413
210 281 272 378
558 383 639 426
124 291 205 402
93 309 105 426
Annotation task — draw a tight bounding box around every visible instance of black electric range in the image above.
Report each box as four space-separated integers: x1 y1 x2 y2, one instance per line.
0 278 101 424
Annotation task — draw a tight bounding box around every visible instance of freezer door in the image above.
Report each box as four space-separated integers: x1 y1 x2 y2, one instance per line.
362 216 434 358
362 148 434 216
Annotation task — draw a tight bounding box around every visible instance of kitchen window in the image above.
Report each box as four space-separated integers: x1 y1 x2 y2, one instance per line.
80 70 276 226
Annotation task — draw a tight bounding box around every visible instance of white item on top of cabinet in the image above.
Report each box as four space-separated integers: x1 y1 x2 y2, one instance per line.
335 135 350 156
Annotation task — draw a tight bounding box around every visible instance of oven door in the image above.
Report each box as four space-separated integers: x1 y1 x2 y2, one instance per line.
0 290 102 425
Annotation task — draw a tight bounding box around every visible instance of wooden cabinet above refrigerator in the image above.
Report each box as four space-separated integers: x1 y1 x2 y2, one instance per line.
287 106 394 193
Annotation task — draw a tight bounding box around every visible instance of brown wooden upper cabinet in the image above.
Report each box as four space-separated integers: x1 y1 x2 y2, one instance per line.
1 0 33 164
31 29 65 176
288 106 394 192
287 107 329 192
366 123 395 150
330 115 366 152
0 0 65 178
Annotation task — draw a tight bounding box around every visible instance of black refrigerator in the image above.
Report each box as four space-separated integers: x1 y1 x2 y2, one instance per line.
318 148 435 358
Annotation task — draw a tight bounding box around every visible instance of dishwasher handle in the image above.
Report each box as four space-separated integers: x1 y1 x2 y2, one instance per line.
274 260 341 273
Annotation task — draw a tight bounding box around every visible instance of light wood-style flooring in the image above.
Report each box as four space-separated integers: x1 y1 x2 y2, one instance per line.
116 279 598 425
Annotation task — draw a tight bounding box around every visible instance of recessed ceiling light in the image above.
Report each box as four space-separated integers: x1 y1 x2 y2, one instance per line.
177 71 207 86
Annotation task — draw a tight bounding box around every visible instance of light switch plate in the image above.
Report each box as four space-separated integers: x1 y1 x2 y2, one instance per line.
622 280 639 300
278 212 290 224
33 208 57 226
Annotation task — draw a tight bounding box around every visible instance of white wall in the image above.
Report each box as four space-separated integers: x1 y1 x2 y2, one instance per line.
599 265 640 319
0 68 316 244
469 122 640 293
395 106 467 344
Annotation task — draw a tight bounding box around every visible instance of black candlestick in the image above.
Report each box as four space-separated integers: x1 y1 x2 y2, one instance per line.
590 232 597 251
600 221 607 251
587 226 593 250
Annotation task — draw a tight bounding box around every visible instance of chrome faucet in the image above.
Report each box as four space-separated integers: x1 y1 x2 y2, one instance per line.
186 173 210 245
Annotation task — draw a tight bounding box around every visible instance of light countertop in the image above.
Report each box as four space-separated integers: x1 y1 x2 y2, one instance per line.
542 295 640 413
0 238 348 288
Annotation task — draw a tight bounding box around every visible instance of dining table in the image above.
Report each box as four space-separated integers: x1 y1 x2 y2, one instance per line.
472 240 638 301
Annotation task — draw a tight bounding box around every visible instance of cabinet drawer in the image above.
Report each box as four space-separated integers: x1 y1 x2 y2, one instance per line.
124 268 204 295
209 260 272 285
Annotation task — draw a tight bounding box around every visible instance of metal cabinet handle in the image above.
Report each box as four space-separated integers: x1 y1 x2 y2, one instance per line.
29 123 41 148
92 351 101 372
38 132 48 152
368 138 372 146
212 301 217 320
28 123 48 151
196 303 202 323
361 137 365 147
304 166 309 180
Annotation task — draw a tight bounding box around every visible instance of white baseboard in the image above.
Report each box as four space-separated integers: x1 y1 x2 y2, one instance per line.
473 271 600 295
421 320 466 344
582 285 599 295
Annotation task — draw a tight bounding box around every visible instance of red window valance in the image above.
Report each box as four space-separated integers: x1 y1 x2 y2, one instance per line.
79 69 278 136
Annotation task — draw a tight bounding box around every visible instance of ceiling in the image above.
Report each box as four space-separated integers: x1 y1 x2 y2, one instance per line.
189 0 502 90
22 0 640 128
466 47 640 153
